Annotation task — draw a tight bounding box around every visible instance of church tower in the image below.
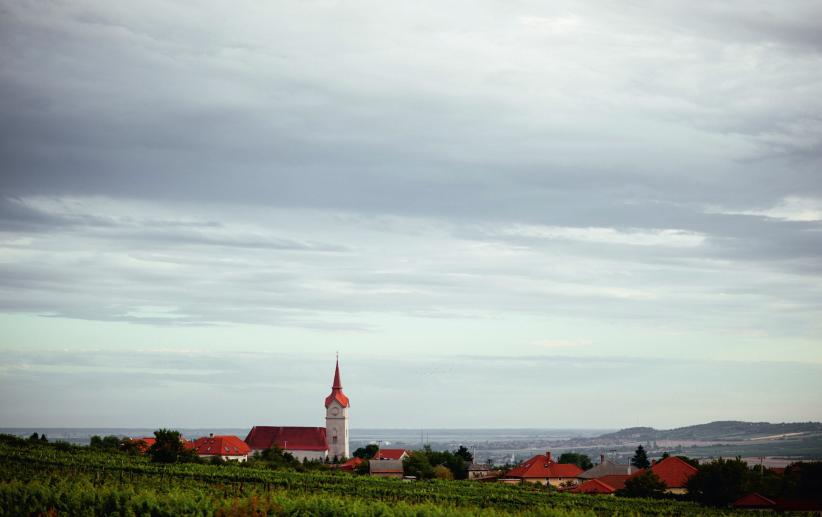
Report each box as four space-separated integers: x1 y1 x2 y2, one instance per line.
324 355 350 460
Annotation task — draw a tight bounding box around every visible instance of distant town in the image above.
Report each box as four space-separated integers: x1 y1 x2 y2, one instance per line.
3 358 820 512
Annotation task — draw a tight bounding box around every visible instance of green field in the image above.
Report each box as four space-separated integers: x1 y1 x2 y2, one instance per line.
0 443 779 516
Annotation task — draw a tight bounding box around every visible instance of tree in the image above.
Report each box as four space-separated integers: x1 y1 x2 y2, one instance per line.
255 445 300 470
353 444 379 459
403 451 434 480
686 458 753 507
619 470 667 498
354 459 370 475
631 445 650 469
90 435 121 451
433 465 454 480
781 462 822 500
454 446 473 463
557 453 593 470
147 429 196 464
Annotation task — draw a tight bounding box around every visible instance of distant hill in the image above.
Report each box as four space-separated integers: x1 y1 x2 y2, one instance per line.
598 421 822 442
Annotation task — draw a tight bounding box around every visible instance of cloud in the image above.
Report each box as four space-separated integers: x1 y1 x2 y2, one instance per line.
0 1 821 426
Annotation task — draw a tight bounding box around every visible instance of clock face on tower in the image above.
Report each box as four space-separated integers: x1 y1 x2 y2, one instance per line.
331 406 339 416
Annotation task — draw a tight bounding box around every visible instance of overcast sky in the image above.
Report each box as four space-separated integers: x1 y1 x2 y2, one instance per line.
1 1 821 429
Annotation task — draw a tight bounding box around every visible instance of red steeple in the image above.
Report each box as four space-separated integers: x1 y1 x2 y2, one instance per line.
325 355 350 408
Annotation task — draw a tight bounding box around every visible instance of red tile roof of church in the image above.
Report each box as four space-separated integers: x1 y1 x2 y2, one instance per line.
325 357 350 408
244 426 328 451
505 453 584 479
192 435 250 456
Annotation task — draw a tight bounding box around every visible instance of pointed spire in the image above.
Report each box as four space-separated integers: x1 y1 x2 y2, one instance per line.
332 354 343 389
325 354 350 408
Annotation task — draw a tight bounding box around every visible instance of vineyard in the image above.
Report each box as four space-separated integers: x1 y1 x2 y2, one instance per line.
0 443 779 516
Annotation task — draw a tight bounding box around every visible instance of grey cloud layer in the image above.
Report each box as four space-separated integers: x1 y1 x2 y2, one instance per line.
0 3 821 373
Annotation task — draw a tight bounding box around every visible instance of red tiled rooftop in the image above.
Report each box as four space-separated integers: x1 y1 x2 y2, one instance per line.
192 435 250 457
595 474 632 491
245 426 328 451
567 479 616 494
374 448 409 460
626 457 697 489
505 453 584 479
731 493 776 509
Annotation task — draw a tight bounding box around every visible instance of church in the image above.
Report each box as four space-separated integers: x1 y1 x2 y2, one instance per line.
244 357 350 461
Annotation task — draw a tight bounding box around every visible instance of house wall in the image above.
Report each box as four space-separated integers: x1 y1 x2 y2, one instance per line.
198 454 248 462
665 487 688 495
372 471 403 479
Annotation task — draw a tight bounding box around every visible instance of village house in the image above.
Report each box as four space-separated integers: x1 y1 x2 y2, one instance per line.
467 463 496 480
373 448 410 461
192 434 250 462
244 357 350 462
626 456 698 494
369 459 404 478
501 452 583 487
579 454 637 479
567 478 619 494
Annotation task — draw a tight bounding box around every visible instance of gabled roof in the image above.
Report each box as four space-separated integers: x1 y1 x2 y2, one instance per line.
627 456 697 488
580 460 636 479
505 454 584 479
325 357 350 408
567 479 616 494
648 456 698 488
595 474 632 491
192 435 250 457
370 459 404 474
245 426 327 451
731 493 776 508
374 448 409 460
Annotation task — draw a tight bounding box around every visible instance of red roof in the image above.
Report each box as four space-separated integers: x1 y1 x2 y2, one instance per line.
731 493 776 509
130 437 155 453
245 426 327 451
325 357 350 408
338 457 364 471
627 457 697 489
505 453 584 479
192 435 250 457
595 474 632 491
374 448 409 460
568 479 616 494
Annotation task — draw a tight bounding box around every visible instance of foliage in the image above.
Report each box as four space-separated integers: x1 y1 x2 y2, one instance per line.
353 443 379 459
781 461 822 500
686 457 752 507
355 458 370 475
403 451 434 480
455 445 474 463
28 433 48 444
89 435 122 451
147 429 198 464
557 453 593 470
433 465 454 480
0 441 772 516
630 445 650 469
249 445 301 471
618 470 667 498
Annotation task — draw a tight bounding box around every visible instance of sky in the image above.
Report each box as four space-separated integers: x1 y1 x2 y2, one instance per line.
1 0 821 429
